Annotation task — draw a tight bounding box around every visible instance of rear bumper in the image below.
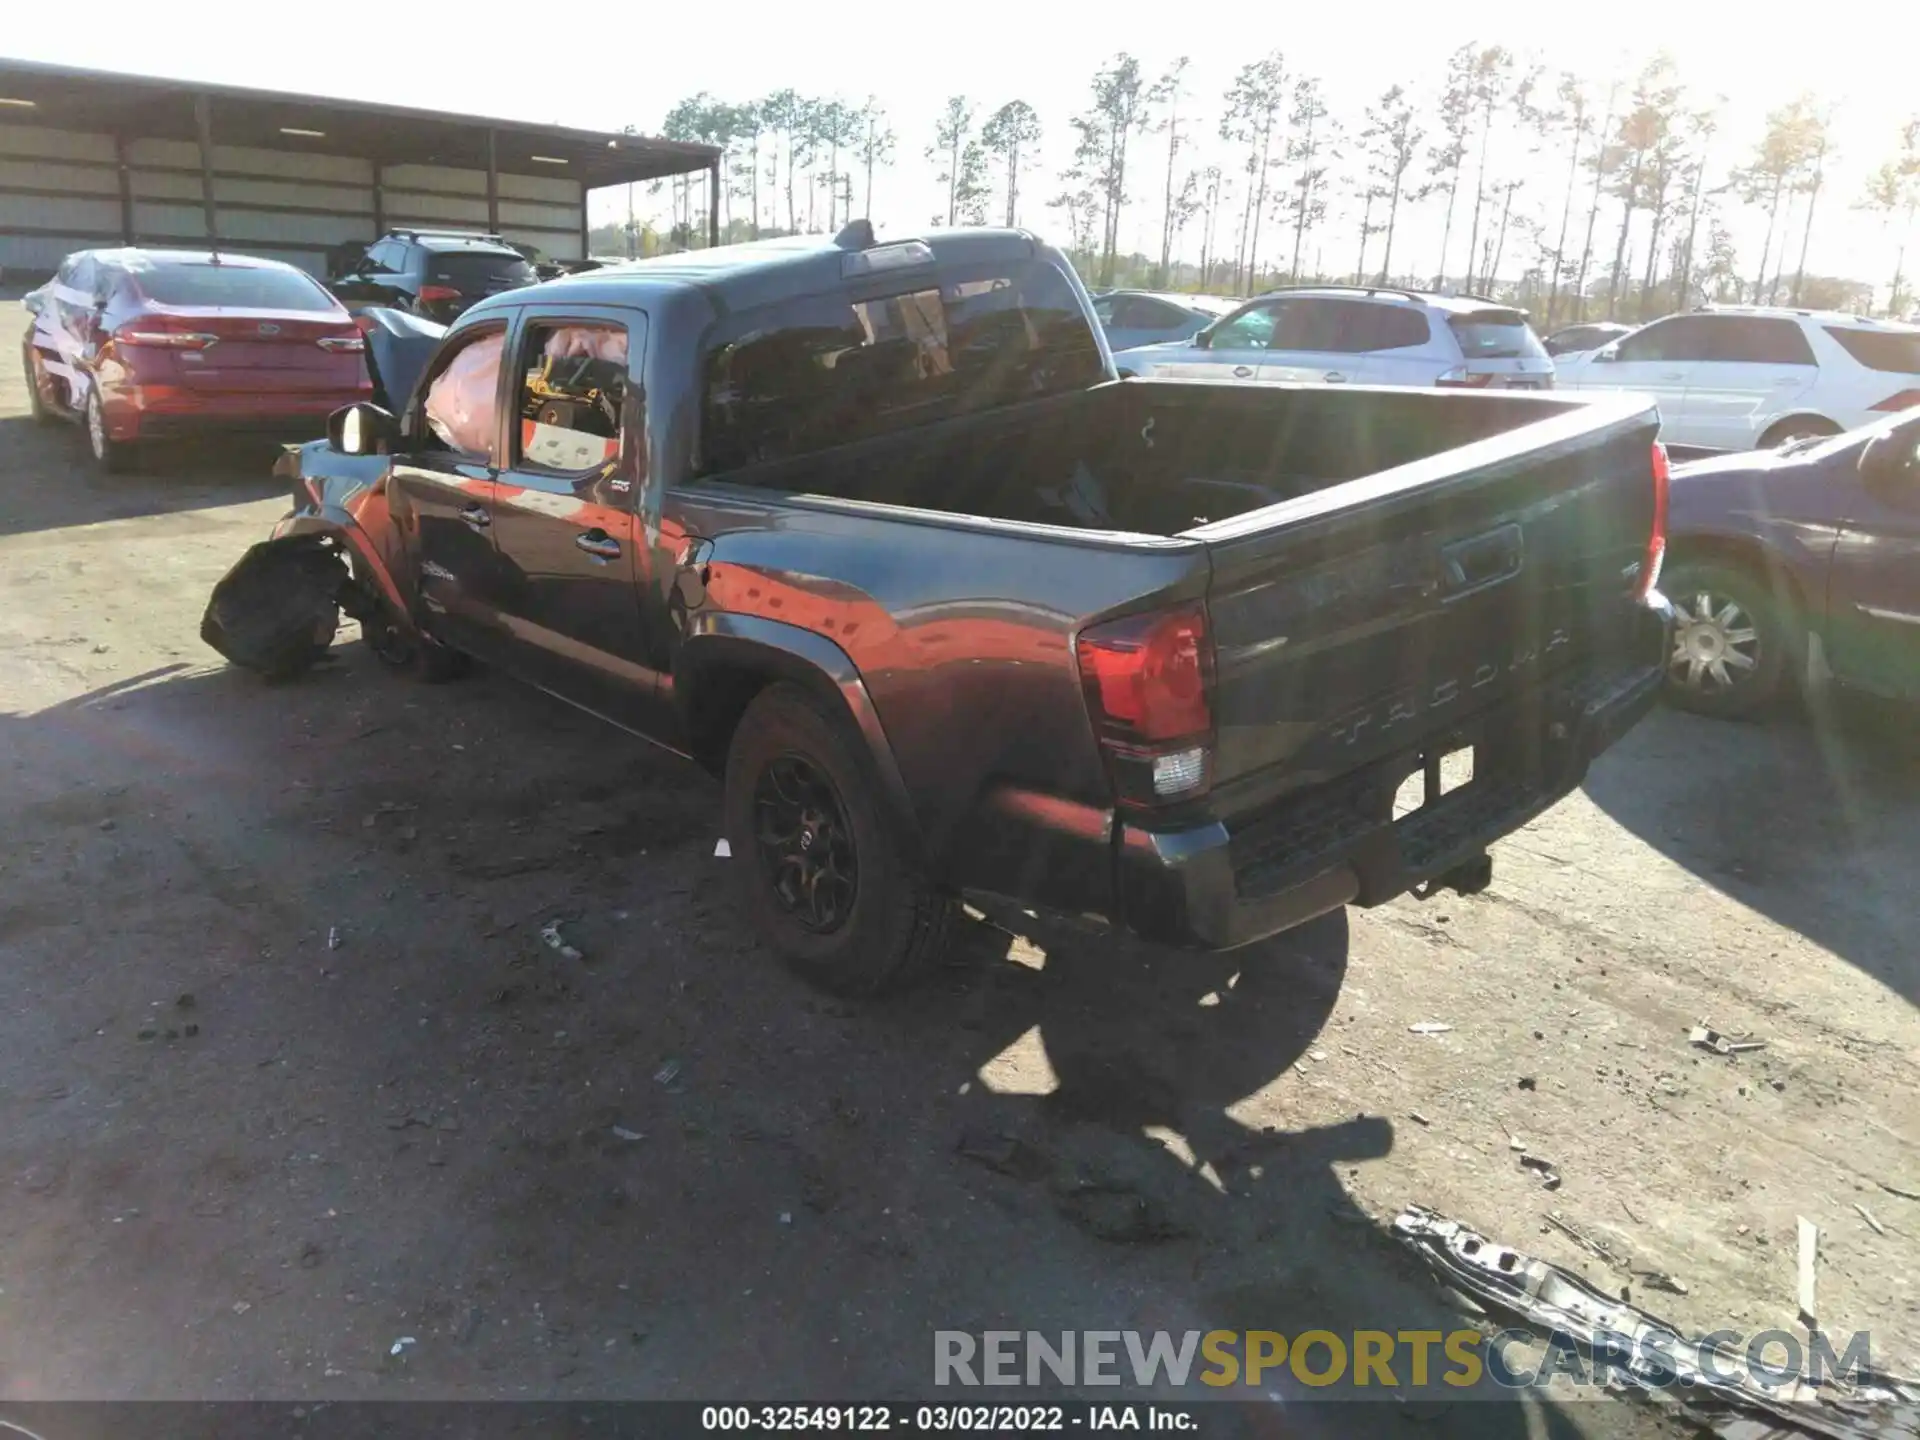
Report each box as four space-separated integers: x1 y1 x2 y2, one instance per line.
107 387 366 442
1115 632 1667 950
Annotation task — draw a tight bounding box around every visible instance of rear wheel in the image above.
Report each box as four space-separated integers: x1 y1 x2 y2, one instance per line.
723 683 952 995
1759 417 1839 450
1662 562 1790 719
85 387 136 474
23 344 59 423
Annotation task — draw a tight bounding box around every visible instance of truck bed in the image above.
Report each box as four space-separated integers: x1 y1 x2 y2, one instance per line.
733 378 1624 538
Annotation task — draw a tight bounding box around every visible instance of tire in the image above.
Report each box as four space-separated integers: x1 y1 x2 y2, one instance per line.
723 682 953 995
23 343 58 424
1759 417 1839 450
1662 562 1792 719
84 386 137 474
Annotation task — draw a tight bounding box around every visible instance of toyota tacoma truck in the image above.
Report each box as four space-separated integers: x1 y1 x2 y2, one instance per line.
203 223 1673 995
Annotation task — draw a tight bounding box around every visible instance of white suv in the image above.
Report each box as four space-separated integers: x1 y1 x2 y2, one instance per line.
1111 285 1557 391
1555 306 1920 452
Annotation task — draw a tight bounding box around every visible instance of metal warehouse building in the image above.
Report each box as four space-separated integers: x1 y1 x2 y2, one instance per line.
0 59 721 279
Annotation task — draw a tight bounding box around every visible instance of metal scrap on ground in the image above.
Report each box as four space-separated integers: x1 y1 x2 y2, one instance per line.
1798 1216 1820 1329
1393 1206 1920 1440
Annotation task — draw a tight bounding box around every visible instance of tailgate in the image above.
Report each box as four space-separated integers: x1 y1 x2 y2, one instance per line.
1194 396 1661 810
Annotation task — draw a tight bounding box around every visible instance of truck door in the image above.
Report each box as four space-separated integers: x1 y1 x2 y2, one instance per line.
388 319 513 657
1826 418 1920 700
488 307 669 732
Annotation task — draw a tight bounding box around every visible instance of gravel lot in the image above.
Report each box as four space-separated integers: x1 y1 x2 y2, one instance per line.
2 336 1916 1435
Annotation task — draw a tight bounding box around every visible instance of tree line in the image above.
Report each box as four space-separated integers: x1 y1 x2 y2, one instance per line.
621 53 1920 327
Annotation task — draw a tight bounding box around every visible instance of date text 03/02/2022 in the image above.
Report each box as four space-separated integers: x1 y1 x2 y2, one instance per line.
700 1405 1197 1431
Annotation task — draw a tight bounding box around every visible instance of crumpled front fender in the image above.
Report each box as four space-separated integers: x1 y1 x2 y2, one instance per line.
269 439 412 625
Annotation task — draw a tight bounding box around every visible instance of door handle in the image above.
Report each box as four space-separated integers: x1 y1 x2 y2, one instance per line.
575 530 621 560
1323 371 1347 383
1232 365 1253 378
1658 371 1684 381
459 505 490 530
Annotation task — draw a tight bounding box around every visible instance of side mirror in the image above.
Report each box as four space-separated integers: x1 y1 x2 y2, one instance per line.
21 289 44 316
328 402 400 456
1191 328 1213 350
1593 345 1619 363
1860 427 1920 493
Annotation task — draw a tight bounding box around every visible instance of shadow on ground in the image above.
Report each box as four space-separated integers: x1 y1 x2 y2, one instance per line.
0 413 291 538
0 649 1665 1436
1582 695 1920 1006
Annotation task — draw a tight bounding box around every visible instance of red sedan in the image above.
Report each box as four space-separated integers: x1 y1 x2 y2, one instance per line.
23 248 371 472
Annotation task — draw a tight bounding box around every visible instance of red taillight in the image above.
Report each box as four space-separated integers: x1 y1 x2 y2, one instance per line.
1634 441 1669 602
113 325 217 350
417 285 461 304
1870 389 1920 412
1077 605 1214 803
1436 367 1494 388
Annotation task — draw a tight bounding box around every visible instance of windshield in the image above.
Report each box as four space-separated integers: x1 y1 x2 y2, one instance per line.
1448 310 1547 360
131 264 337 311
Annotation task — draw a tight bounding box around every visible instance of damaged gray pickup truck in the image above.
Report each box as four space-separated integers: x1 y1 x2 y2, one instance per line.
204 224 1673 994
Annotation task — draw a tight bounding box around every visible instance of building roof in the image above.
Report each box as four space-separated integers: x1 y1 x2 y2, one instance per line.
0 58 718 186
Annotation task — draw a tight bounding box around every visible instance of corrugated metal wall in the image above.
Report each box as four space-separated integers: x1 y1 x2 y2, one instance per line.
1 121 585 279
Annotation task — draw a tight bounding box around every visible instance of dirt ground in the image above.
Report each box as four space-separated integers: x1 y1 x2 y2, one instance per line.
1 336 1916 1436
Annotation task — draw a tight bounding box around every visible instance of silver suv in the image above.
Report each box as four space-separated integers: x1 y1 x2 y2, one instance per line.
1112 284 1556 391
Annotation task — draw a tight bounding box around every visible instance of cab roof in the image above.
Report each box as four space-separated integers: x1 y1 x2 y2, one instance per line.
467 227 1046 319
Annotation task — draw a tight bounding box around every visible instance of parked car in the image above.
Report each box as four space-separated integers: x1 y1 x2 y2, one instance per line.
1114 285 1556 390
1090 290 1238 352
1555 306 1920 453
1662 406 1920 716
1542 321 1633 356
328 230 537 323
21 247 372 473
204 225 1668 996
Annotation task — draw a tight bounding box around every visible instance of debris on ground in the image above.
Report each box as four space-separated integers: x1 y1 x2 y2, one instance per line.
1518 1154 1562 1190
1880 1180 1920 1202
1408 1111 1431 1126
610 1126 645 1143
1690 1024 1767 1056
1407 1021 1454 1036
327 927 341 951
1517 1076 1537 1091
1543 1210 1619 1264
955 1128 1052 1183
539 921 584 961
1797 1216 1819 1328
713 839 731 858
1393 1206 1920 1438
652 1059 683 1087
1854 1204 1885 1237
389 1336 416 1357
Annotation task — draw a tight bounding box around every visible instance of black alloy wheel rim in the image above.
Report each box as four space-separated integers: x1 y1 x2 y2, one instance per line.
753 753 858 933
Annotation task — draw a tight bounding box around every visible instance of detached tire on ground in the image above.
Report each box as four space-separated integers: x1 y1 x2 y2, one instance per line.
723 682 953 995
1662 561 1791 719
200 541 345 682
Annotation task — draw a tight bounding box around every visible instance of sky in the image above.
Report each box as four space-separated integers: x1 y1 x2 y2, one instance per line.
10 0 1915 298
